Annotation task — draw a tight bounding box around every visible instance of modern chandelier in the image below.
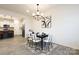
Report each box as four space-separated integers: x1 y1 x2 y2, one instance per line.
27 4 52 28
32 4 46 21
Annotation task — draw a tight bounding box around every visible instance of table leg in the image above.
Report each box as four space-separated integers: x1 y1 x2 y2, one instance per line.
41 38 43 50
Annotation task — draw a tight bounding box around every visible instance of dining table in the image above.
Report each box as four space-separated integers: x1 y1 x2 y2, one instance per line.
36 33 48 50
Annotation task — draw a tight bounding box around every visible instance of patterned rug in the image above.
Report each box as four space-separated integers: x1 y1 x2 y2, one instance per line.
25 43 79 55
25 43 54 55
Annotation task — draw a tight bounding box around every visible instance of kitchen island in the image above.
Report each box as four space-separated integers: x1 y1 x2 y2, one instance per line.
0 30 14 39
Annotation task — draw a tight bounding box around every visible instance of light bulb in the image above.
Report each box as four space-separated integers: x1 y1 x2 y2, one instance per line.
37 11 40 15
32 13 35 16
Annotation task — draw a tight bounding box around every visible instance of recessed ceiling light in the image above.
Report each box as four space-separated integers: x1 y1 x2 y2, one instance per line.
26 10 29 13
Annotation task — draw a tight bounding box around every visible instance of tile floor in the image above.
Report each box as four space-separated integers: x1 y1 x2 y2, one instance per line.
0 36 79 55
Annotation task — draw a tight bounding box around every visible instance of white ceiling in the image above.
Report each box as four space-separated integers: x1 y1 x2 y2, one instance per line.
0 4 55 16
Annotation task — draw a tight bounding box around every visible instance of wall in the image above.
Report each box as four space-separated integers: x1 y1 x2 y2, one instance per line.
25 17 32 38
54 5 79 49
31 5 79 49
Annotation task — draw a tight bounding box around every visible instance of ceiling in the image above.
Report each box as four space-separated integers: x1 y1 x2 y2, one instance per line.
0 4 55 16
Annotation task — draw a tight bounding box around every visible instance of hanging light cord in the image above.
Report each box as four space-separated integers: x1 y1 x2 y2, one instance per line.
37 4 39 12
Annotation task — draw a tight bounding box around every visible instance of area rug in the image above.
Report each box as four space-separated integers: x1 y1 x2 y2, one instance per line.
25 43 53 55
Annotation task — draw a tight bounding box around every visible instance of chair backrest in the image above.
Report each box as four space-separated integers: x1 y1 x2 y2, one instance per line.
31 34 35 40
45 34 52 42
32 33 40 41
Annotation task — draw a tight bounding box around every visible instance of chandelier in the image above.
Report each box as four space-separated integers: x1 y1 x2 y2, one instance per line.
26 4 52 28
32 4 46 21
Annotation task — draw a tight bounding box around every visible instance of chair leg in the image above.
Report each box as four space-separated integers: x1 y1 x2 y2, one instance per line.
50 42 53 48
31 41 33 48
48 42 50 51
28 40 32 47
26 37 29 45
28 40 30 47
34 42 41 51
45 42 50 51
35 42 37 51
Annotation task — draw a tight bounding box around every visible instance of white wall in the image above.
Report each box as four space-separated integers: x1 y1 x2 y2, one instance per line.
25 17 32 38
54 5 79 49
30 5 79 49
